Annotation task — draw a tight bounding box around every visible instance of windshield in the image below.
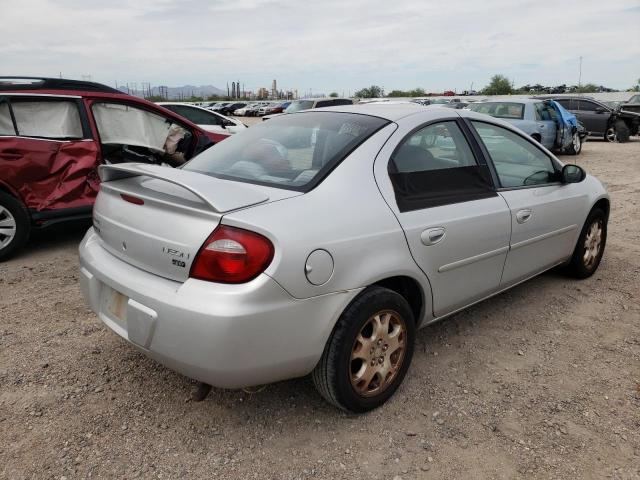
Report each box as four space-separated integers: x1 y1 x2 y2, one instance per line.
469 102 525 120
184 112 389 191
285 100 314 113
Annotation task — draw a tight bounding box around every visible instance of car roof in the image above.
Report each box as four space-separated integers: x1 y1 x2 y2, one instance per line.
312 102 427 121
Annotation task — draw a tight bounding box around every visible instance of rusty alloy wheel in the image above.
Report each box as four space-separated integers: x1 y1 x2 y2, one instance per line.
349 310 407 397
583 218 603 270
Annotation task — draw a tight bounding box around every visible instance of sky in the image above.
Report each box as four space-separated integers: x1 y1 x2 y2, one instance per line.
1 0 639 95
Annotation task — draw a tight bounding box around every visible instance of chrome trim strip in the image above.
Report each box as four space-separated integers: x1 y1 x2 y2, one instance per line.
510 224 577 251
438 245 509 273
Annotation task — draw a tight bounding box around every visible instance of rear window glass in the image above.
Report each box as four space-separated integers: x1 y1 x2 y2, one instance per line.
4 100 83 139
469 102 525 120
184 112 389 191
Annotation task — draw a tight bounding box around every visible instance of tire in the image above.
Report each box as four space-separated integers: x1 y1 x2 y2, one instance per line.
615 120 630 143
605 125 617 142
0 191 30 262
565 208 607 279
312 286 416 413
565 132 582 155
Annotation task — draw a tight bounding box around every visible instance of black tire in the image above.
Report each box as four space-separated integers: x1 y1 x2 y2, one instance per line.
565 132 582 155
0 191 30 262
614 120 630 143
565 208 607 279
312 286 416 413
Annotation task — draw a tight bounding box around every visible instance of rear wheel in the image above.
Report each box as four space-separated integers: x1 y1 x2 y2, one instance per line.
312 287 415 413
565 208 607 278
0 192 30 261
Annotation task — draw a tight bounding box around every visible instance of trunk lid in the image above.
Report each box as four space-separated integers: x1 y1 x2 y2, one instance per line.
93 163 296 281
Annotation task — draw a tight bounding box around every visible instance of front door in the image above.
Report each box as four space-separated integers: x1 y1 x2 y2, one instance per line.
469 120 586 287
374 117 511 317
577 99 608 136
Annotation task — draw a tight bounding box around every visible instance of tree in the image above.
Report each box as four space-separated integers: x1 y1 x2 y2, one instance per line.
329 92 339 98
354 85 384 98
482 75 513 95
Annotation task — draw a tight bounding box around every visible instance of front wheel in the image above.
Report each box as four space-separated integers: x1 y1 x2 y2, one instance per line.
312 287 415 413
566 132 582 155
565 208 607 279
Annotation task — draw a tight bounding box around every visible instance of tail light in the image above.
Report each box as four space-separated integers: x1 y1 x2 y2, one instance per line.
190 225 274 283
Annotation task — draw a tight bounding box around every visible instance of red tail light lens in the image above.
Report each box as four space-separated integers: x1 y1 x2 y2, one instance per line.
190 226 274 283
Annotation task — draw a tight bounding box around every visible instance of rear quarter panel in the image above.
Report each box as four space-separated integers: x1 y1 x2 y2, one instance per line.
221 123 434 314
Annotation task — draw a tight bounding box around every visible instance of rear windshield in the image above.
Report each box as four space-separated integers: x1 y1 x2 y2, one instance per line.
184 112 389 191
469 102 525 120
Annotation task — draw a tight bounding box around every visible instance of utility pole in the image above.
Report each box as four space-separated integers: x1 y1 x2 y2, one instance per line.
578 56 583 88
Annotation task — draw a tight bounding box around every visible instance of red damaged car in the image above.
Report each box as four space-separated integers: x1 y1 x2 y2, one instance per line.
0 77 229 260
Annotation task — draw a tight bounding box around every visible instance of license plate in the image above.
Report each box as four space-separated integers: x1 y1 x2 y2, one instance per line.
106 289 128 323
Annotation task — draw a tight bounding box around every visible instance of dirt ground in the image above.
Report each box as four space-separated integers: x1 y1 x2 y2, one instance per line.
1 138 639 480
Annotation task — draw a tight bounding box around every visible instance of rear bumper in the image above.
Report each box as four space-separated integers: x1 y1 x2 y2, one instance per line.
79 228 360 388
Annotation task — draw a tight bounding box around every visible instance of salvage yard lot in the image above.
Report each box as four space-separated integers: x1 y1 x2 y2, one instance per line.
1 140 639 479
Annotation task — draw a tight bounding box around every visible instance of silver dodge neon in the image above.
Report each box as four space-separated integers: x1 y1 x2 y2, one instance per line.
79 104 609 412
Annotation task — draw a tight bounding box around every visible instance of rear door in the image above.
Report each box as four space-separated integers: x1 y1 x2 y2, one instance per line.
533 102 556 149
374 115 511 317
469 120 585 287
0 95 100 212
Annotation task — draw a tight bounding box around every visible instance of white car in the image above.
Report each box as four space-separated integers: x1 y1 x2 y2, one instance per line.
233 103 260 116
158 103 246 135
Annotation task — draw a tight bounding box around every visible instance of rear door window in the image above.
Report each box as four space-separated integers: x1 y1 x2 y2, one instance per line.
1 99 83 139
388 121 496 211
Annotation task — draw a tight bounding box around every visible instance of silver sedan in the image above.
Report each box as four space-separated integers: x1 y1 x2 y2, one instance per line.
79 104 609 412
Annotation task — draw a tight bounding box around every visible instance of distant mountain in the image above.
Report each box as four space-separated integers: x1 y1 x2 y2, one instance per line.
117 84 227 99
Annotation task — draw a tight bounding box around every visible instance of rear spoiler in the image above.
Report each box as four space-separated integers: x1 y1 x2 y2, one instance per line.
98 163 269 213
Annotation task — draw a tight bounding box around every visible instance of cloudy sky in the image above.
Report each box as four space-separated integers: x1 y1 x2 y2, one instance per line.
1 0 639 95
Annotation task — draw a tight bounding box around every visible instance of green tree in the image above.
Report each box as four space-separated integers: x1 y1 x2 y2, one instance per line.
329 92 339 98
354 85 384 98
387 90 407 97
482 75 513 95
574 83 599 94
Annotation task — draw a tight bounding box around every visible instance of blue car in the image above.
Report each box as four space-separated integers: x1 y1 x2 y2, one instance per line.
468 98 586 155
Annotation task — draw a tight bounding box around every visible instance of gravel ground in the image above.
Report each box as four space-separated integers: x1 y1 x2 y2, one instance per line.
1 139 639 480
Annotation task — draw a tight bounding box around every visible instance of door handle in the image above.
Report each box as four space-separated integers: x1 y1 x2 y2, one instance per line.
516 209 532 224
538 124 545 128
421 227 446 246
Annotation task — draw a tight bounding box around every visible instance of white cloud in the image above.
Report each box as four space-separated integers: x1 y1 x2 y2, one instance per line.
1 0 638 93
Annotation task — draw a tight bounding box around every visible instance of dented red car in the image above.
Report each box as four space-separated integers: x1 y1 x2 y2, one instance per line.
0 77 228 260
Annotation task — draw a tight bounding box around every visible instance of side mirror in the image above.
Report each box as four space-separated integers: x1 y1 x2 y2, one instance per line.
562 164 586 184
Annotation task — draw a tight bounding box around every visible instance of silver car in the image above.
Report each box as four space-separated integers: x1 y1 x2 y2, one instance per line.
79 104 609 412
